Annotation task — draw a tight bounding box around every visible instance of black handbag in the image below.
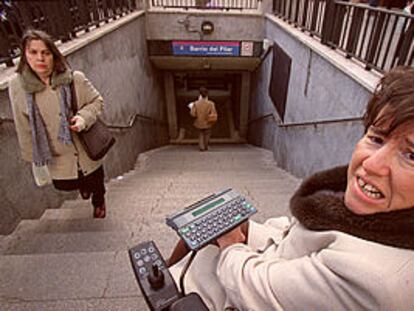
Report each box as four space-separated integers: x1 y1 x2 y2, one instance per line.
70 82 115 161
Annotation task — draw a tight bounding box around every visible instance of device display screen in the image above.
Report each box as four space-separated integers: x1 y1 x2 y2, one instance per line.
192 198 225 217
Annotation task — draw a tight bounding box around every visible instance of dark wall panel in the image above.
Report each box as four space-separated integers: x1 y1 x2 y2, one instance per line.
268 42 291 122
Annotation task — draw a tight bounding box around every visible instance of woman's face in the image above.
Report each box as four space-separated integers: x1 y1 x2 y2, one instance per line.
345 119 414 215
25 39 54 80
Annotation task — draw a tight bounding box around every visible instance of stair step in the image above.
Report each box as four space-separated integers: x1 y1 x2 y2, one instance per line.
0 251 143 302
56 199 91 209
42 204 93 219
170 137 246 144
26 218 132 235
1 297 148 311
0 231 133 255
0 144 301 310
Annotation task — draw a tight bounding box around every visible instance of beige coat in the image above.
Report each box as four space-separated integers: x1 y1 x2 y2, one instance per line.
171 217 414 310
9 71 104 180
190 98 217 129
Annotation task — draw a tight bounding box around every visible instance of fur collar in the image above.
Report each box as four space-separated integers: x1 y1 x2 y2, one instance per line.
290 166 414 250
18 64 72 93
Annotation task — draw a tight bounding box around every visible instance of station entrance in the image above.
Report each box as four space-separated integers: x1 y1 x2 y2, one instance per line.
168 71 250 144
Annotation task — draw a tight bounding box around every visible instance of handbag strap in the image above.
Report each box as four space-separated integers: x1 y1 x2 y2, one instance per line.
69 80 78 115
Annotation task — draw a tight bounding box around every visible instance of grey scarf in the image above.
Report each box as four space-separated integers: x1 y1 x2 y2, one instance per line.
19 66 74 166
25 85 73 166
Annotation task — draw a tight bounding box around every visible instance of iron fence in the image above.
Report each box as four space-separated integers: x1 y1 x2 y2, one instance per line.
0 0 136 67
273 0 413 73
151 0 260 10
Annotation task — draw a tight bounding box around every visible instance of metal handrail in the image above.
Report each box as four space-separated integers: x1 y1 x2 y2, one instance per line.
106 113 168 129
248 112 277 124
272 0 413 73
0 114 167 129
248 112 363 127
277 116 363 127
0 0 137 67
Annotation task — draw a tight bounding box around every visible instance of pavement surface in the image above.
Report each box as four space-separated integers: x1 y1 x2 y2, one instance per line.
0 144 301 311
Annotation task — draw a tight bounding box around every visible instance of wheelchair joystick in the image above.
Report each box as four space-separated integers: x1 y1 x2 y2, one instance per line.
149 264 165 290
129 241 208 310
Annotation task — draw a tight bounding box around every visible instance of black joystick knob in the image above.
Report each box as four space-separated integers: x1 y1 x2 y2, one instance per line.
148 264 165 290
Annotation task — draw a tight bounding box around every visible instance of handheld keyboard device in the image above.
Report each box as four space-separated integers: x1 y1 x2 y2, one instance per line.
166 188 257 251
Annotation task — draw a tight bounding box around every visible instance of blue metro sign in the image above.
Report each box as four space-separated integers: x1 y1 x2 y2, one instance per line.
172 41 240 56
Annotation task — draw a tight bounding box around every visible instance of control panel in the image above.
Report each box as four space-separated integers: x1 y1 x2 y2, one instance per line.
129 241 180 310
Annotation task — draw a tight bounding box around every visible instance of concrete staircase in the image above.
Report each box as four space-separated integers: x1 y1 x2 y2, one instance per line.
0 144 300 311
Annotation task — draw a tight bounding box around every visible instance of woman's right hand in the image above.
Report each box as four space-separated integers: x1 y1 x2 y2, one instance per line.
216 225 247 250
166 221 249 266
69 115 86 132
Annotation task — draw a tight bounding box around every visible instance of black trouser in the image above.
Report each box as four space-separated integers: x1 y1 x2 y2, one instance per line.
198 128 211 151
52 166 105 208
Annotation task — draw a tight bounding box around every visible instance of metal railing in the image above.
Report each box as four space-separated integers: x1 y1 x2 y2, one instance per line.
273 0 413 73
0 113 167 129
0 0 137 67
151 0 260 10
106 113 168 129
248 112 363 127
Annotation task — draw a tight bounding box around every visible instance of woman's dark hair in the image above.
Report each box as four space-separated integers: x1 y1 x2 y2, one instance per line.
16 29 69 74
364 66 414 134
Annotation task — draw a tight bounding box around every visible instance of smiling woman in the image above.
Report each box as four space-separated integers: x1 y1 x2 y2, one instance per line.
168 67 414 310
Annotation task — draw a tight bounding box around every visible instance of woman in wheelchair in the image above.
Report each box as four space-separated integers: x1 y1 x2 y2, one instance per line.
167 66 414 311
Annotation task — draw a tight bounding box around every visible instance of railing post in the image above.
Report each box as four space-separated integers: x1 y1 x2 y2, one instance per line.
300 0 309 30
48 1 72 42
273 0 279 16
321 0 335 45
101 0 111 23
74 0 92 32
287 0 293 22
365 10 385 70
330 3 344 46
345 6 363 58
89 0 101 28
293 0 300 27
309 0 322 36
396 19 413 66
129 0 137 11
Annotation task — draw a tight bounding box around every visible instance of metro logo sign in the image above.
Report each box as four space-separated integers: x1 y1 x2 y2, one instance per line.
172 41 240 56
